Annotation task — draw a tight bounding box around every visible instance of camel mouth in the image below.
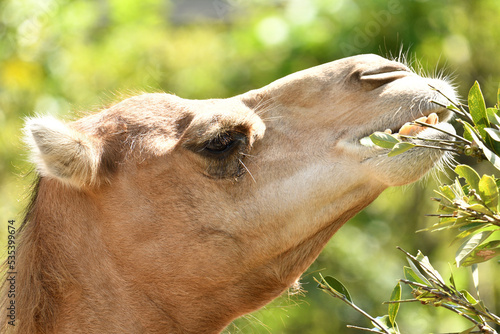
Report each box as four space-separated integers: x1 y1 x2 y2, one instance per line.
358 106 454 149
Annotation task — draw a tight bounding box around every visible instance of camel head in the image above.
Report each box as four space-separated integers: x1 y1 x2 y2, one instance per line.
14 54 455 333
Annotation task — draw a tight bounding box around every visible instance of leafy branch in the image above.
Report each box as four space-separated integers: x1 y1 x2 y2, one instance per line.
365 82 500 163
320 82 500 333
317 248 499 334
316 274 401 334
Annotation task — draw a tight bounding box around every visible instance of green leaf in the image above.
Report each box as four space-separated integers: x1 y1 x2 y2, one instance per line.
455 231 494 267
403 266 429 286
465 203 490 215
388 282 401 326
371 315 392 332
415 250 445 285
319 275 352 302
436 185 456 202
461 241 500 266
468 81 489 137
486 108 500 127
407 255 434 286
369 132 400 149
462 121 500 171
484 127 500 155
449 264 457 290
497 87 500 109
471 264 479 298
359 136 376 147
447 104 461 112
455 165 480 191
478 174 499 210
463 124 473 142
452 225 499 245
458 222 487 232
454 178 466 198
388 142 415 157
460 289 478 304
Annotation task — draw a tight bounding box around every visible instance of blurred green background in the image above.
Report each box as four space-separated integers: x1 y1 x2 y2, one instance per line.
1 0 499 333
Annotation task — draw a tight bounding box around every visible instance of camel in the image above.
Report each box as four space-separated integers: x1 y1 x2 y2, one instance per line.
1 54 456 333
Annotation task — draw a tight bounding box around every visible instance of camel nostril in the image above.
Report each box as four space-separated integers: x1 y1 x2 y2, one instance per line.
359 64 411 89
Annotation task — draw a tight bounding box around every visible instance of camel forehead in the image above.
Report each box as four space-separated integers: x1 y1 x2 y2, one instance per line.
102 93 257 126
71 93 266 159
75 93 254 137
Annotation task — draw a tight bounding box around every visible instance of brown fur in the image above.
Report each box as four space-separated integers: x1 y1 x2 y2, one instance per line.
2 55 456 333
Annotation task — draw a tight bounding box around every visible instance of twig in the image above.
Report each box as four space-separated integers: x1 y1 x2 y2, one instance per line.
398 278 496 322
413 120 472 144
428 84 473 122
346 325 386 333
413 144 460 153
383 299 420 304
315 276 392 334
441 304 480 326
399 135 460 145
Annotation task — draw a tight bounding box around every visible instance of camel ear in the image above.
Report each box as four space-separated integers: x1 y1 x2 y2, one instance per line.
25 116 101 188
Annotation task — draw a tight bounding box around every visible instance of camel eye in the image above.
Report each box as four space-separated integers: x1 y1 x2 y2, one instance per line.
203 133 239 155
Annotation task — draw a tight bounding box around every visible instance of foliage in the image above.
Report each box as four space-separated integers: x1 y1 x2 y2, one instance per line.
324 83 500 333
320 248 500 334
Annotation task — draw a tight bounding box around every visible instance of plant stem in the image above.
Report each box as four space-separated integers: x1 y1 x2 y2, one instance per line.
383 299 420 304
413 120 472 144
346 325 386 333
414 144 460 153
315 277 392 334
428 84 474 123
399 135 460 145
429 99 471 121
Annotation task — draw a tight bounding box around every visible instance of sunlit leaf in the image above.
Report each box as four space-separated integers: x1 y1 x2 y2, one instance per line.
468 81 489 138
388 142 415 157
455 231 494 267
455 165 480 191
449 264 457 290
465 203 490 215
415 250 445 285
360 136 376 147
424 219 459 233
471 264 479 298
497 87 500 109
461 241 500 266
478 174 498 210
486 108 500 127
436 185 456 202
485 126 500 141
454 178 466 198
437 203 456 213
463 123 474 142
369 132 400 149
484 127 500 155
388 282 401 326
452 225 499 245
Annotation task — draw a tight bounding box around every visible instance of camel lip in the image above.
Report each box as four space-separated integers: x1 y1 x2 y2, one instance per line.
386 106 453 136
356 106 454 149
